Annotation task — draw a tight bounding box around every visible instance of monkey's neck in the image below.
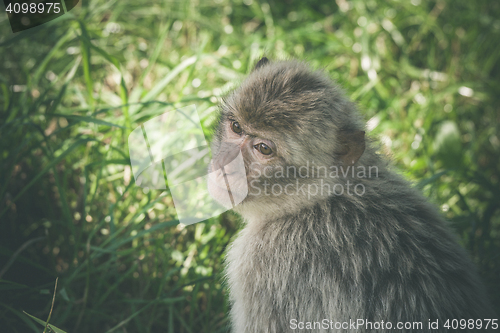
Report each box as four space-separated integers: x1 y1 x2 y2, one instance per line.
239 169 440 238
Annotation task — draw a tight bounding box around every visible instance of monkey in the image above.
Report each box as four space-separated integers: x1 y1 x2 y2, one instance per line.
207 58 497 332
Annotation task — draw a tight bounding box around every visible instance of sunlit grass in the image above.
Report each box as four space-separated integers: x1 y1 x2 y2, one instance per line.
0 0 499 331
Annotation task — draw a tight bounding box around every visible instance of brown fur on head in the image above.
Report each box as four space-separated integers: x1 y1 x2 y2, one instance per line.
221 59 365 166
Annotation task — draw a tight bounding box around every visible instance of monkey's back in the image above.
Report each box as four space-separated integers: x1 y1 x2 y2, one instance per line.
225 176 495 333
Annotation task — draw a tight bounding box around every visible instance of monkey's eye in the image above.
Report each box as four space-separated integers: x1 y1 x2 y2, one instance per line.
256 143 273 155
231 121 243 134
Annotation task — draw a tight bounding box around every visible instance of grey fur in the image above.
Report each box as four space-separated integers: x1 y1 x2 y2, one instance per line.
210 59 496 332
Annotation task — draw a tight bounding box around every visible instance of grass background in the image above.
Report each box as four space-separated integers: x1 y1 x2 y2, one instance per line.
0 0 499 331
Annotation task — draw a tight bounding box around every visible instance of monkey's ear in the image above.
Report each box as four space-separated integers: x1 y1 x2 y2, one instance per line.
253 57 270 71
336 130 365 165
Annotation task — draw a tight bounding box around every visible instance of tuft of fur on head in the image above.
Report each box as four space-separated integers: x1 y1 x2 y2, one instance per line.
223 60 364 165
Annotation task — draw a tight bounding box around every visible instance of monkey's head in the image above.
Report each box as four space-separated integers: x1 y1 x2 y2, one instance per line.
208 58 367 220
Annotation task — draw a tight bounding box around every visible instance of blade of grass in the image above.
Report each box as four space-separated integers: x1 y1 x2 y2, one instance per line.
78 21 95 108
32 31 74 85
24 311 67 333
49 114 126 128
0 138 95 218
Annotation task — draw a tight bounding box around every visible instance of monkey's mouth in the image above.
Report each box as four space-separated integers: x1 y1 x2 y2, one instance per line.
209 171 245 194
207 168 248 207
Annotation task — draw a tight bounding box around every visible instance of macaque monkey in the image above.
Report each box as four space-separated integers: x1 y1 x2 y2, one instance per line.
207 58 496 332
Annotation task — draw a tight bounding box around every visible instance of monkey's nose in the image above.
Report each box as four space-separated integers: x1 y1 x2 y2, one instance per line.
213 143 241 171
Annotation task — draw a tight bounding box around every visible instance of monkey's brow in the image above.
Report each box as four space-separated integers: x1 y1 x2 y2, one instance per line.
223 102 238 116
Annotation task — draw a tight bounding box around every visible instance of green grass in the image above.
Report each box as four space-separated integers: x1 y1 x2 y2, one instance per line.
1 0 499 331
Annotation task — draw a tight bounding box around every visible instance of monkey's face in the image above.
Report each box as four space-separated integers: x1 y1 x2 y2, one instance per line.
208 110 337 217
208 59 366 218
208 114 282 209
